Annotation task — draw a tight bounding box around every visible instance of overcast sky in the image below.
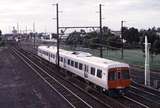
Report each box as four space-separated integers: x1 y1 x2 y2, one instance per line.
0 0 160 33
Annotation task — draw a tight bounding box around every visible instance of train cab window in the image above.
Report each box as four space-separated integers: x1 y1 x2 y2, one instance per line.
121 70 130 79
97 69 102 78
91 67 95 75
75 62 78 68
79 63 83 70
108 72 115 80
71 60 74 66
118 72 121 79
68 59 70 65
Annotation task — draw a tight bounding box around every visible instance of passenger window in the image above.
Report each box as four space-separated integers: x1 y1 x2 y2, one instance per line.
75 62 78 68
68 59 70 65
60 57 63 62
97 69 102 78
91 67 95 75
79 63 83 70
52 54 55 58
71 60 74 66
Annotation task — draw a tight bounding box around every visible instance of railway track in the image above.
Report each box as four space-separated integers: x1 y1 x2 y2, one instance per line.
132 81 160 96
14 47 155 108
11 48 95 108
11 47 119 108
130 67 160 88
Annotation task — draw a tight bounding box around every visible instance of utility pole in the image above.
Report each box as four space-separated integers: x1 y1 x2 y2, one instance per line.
99 4 103 58
121 20 124 59
33 22 36 49
56 3 60 68
17 23 19 34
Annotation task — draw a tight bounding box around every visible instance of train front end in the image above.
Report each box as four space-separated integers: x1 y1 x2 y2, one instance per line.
107 66 131 96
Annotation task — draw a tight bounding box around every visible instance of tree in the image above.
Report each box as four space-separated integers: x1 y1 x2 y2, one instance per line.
123 27 140 44
65 31 83 47
0 30 2 41
152 39 160 55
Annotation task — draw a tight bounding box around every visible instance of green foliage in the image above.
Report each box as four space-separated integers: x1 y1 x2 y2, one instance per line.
106 36 122 49
65 31 83 47
152 39 160 55
65 26 160 55
0 30 2 36
140 27 160 55
123 27 140 44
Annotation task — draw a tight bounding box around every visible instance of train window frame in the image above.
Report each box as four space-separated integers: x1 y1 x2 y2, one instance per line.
79 63 83 70
91 67 95 75
75 62 78 68
97 69 102 78
71 60 74 66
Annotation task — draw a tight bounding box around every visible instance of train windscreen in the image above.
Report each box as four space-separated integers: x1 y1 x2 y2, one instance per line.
108 68 130 80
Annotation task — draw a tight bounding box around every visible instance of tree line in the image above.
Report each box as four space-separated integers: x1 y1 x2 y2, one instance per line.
65 27 160 55
0 30 4 46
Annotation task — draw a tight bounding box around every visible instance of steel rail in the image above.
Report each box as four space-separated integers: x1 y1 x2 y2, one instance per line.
12 48 93 108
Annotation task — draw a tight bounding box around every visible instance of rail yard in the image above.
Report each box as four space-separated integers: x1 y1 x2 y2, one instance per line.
0 40 159 108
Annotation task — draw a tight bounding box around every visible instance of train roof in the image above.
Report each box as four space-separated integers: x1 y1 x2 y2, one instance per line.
38 46 129 68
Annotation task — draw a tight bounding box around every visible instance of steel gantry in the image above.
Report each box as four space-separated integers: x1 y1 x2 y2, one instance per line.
53 3 103 69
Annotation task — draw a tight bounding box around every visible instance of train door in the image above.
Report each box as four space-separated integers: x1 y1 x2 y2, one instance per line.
63 58 66 67
84 65 89 78
49 53 51 62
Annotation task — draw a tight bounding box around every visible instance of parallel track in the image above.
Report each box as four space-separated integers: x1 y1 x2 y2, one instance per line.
12 47 95 108
15 47 154 108
12 47 128 108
